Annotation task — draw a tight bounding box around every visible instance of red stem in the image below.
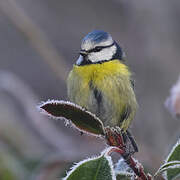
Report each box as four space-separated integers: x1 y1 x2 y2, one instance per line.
105 127 152 180
124 156 148 180
108 147 150 180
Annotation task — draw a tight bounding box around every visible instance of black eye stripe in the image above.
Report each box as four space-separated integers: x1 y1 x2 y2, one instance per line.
82 42 115 54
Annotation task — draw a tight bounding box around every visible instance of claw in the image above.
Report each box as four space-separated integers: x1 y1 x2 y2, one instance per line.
105 126 125 150
105 127 138 157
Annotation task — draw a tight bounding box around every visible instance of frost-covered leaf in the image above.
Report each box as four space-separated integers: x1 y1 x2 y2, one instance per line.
155 138 180 180
39 100 105 136
155 161 180 177
165 76 180 118
166 139 180 162
164 138 180 180
63 149 115 180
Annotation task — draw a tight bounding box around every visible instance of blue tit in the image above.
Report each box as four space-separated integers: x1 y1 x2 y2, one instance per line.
67 30 138 132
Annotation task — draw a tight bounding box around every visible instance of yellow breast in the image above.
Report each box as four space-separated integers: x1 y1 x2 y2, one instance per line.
72 60 131 83
67 60 137 130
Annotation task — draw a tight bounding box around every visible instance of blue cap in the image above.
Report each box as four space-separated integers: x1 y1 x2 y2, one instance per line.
82 30 111 44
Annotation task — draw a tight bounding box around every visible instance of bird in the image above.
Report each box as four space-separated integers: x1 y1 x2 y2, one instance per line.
67 30 138 151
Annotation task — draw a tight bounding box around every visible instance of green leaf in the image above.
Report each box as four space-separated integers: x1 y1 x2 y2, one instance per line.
63 152 115 180
166 139 180 162
39 100 105 136
155 161 180 177
155 138 180 180
164 138 180 180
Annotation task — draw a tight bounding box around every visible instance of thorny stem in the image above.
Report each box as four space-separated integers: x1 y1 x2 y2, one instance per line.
105 127 152 180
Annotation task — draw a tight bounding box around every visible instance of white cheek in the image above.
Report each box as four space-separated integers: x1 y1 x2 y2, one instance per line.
88 45 117 63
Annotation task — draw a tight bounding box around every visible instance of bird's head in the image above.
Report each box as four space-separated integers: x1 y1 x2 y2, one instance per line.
76 30 124 66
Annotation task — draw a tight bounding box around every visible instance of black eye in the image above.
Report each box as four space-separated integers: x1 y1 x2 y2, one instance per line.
94 46 103 52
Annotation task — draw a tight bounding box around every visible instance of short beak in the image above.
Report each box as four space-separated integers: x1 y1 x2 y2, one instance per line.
79 50 88 57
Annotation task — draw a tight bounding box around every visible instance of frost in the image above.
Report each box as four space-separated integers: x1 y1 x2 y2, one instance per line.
165 139 180 163
115 158 134 176
38 99 105 137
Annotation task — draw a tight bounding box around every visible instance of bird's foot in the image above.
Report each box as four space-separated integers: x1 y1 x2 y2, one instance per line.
122 129 138 157
105 127 138 157
105 126 125 150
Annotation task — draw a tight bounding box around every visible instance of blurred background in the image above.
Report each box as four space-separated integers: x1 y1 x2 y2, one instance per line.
0 0 179 179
